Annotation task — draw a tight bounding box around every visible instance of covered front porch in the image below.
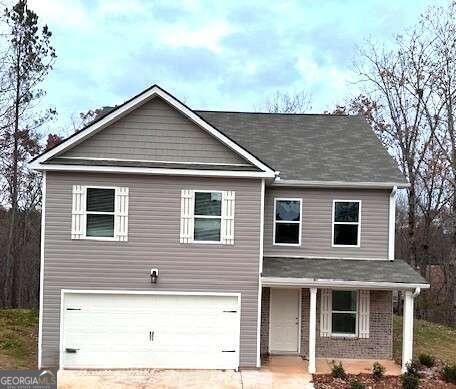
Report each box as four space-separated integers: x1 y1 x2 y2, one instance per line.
260 257 430 374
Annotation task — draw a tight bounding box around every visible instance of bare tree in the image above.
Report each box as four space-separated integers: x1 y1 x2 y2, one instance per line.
70 106 114 132
354 30 442 268
339 2 456 325
261 90 312 113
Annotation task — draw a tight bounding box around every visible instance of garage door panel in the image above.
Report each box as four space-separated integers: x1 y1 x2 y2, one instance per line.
62 293 240 370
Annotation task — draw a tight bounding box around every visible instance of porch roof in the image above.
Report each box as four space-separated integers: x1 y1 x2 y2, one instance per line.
262 257 429 290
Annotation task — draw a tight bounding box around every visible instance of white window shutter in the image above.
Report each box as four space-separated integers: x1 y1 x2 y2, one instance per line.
115 187 129 242
358 290 370 338
221 191 235 245
180 189 194 243
320 289 332 337
71 185 86 239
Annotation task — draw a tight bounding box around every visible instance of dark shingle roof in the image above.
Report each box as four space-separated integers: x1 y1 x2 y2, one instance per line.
47 158 260 172
55 103 406 184
263 257 428 286
196 111 406 183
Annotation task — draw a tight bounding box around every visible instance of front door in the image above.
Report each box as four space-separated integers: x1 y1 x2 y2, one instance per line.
269 288 300 353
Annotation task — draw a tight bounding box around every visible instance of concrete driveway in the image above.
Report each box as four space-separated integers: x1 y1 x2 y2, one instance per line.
58 368 314 389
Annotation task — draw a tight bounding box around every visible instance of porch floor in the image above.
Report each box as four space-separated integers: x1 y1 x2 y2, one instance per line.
264 355 401 376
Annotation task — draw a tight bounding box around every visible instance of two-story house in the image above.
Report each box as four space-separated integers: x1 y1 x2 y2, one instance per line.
30 84 428 374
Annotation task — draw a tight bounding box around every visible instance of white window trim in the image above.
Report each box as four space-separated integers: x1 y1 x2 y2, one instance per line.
193 190 223 244
83 186 117 241
331 290 358 338
331 199 362 248
273 198 302 247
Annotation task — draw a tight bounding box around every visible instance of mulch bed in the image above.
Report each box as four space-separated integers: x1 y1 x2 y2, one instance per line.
312 361 456 388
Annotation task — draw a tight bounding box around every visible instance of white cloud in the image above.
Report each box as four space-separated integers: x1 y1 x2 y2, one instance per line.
296 53 356 110
96 0 146 17
29 0 92 30
160 21 231 54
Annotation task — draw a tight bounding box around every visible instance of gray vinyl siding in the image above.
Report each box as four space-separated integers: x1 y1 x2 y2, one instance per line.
60 97 249 165
264 188 389 259
41 172 261 368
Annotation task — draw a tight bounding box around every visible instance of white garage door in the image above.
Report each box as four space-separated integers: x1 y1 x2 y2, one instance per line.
61 292 240 370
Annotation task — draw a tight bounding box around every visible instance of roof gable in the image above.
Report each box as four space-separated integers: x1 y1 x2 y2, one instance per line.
30 85 275 176
58 97 249 165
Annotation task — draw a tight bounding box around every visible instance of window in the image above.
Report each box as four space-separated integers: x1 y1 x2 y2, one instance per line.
274 198 302 245
71 185 129 241
332 290 357 336
332 200 361 246
86 188 115 237
194 191 222 242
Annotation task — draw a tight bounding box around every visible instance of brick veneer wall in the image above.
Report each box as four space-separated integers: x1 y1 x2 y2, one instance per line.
260 287 270 356
300 289 393 359
261 288 392 359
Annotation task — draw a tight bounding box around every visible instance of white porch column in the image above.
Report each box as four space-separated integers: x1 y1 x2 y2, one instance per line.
402 290 415 372
308 287 317 374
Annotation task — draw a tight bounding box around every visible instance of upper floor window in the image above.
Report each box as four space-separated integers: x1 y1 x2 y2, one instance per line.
273 198 302 246
194 191 222 242
86 188 115 237
331 290 357 336
71 185 129 241
332 200 361 247
180 190 235 245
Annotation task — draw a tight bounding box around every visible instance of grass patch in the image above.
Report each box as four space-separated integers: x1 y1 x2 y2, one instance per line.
393 315 456 364
0 309 38 370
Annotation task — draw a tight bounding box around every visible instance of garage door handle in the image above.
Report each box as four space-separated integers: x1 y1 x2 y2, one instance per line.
222 350 236 353
223 310 237 313
149 331 154 341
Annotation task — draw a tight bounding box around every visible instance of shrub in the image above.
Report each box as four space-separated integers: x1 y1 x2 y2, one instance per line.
372 361 385 380
442 364 456 384
418 353 435 368
401 361 420 389
401 372 419 389
331 361 346 379
406 360 420 377
350 379 365 389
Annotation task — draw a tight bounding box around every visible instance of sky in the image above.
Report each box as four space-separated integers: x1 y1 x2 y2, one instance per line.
26 0 447 137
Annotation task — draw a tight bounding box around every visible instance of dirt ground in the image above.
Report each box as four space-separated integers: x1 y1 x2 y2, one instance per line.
313 360 456 389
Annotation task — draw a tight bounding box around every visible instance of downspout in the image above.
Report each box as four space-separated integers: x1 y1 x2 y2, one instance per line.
388 186 397 261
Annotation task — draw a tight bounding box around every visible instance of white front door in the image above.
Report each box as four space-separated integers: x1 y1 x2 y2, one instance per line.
269 288 300 353
62 292 240 369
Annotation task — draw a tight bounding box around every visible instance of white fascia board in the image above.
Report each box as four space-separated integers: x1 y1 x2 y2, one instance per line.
29 162 275 178
31 86 276 175
262 254 389 261
271 179 410 189
261 276 430 290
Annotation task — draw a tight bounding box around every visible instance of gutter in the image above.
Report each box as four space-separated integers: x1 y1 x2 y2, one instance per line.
28 162 276 179
261 276 430 290
271 178 410 189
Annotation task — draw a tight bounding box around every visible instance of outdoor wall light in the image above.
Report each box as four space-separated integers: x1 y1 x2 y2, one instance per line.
150 268 159 284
